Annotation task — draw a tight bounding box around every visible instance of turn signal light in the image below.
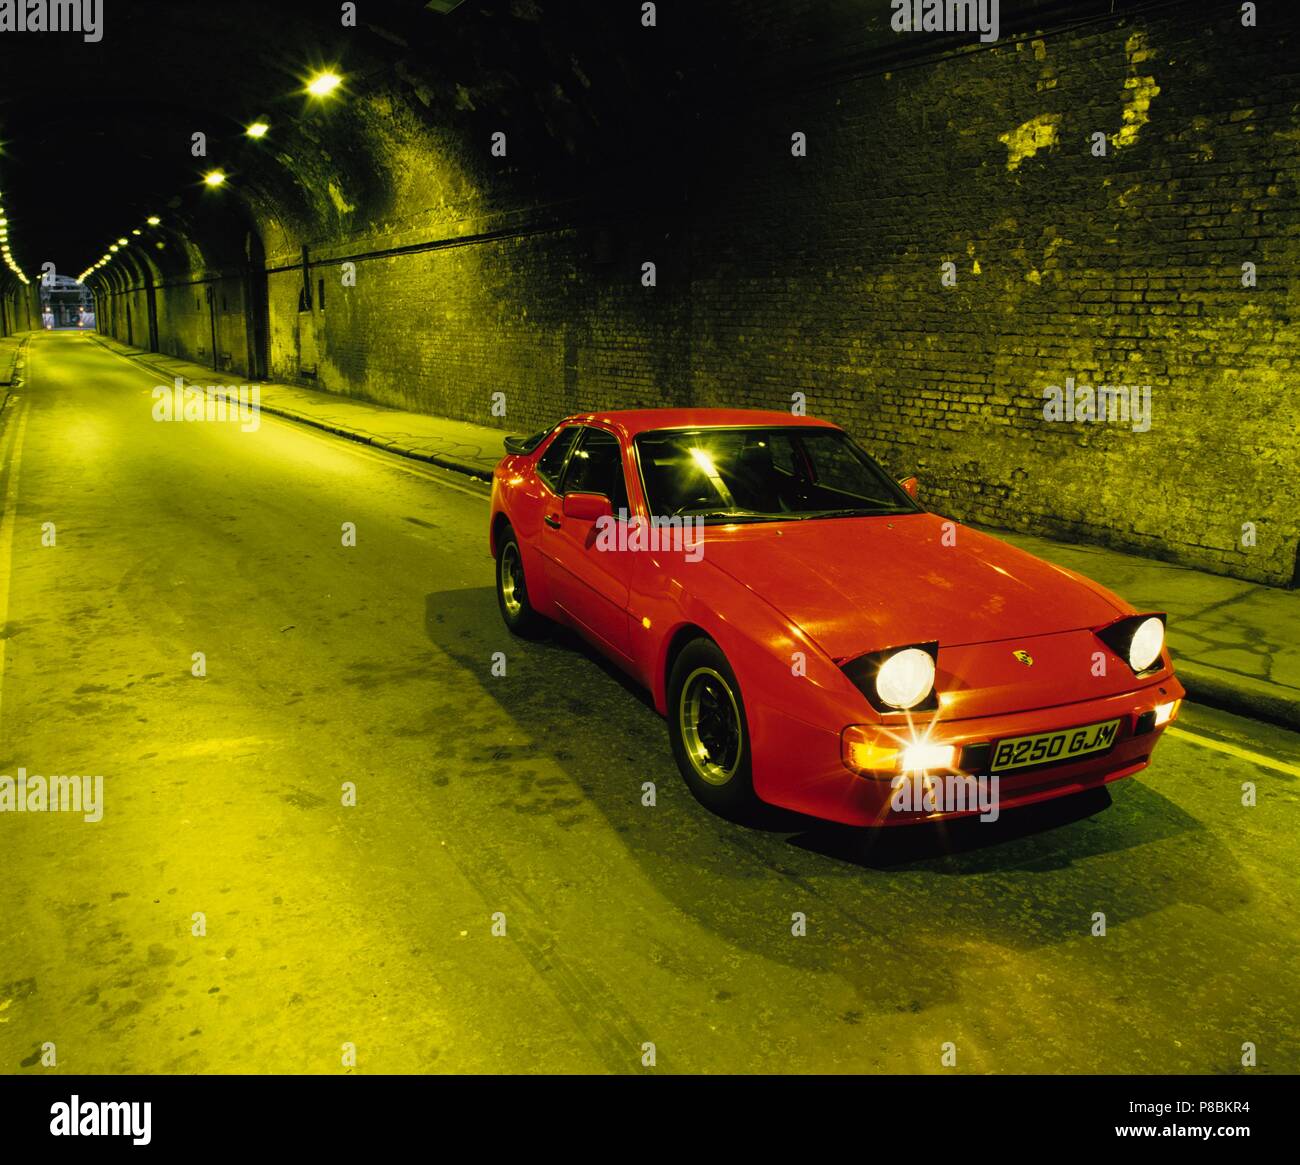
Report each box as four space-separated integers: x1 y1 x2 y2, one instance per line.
842 726 898 775
1154 699 1180 726
842 728 956 777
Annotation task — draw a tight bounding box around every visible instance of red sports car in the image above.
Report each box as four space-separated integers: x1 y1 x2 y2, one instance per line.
488 409 1184 826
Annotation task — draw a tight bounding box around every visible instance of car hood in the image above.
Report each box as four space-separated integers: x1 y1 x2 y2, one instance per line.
700 512 1127 660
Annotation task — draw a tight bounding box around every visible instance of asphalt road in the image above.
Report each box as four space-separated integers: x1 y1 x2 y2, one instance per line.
1 331 1296 1074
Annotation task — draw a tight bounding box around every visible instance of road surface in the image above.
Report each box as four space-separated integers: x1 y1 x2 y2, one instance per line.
1 332 1296 1073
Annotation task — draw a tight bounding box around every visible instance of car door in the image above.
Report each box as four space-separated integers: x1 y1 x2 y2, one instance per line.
540 425 634 660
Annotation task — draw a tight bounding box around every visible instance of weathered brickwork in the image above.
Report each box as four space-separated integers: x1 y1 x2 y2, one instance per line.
0 282 36 338
100 274 253 378
96 2 1299 586
264 221 690 427
687 5 1300 586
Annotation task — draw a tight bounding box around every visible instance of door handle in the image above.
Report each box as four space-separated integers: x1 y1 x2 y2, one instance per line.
544 514 562 529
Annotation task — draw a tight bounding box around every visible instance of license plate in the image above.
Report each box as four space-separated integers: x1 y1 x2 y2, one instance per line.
990 719 1121 773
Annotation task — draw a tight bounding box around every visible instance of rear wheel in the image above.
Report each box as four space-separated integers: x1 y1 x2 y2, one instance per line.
668 638 756 817
495 526 544 637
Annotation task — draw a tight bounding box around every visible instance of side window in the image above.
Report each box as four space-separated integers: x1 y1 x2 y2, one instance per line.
799 433 894 505
766 433 797 475
561 428 628 514
536 426 579 490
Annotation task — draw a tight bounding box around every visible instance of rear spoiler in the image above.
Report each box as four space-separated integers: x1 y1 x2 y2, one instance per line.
503 428 551 455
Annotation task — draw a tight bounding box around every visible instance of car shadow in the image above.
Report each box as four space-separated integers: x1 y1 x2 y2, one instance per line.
752 786 1115 867
423 584 1253 1012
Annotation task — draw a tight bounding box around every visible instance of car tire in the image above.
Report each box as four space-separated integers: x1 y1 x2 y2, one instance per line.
495 525 544 637
667 637 757 818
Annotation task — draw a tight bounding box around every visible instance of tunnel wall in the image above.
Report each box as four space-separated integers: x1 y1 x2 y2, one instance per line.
100 273 254 378
683 3 1300 588
156 277 253 375
0 281 37 337
92 3 1299 587
157 284 217 368
263 224 690 421
104 284 150 351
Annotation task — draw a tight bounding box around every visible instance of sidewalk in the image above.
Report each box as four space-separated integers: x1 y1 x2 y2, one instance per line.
93 334 502 481
0 332 32 387
988 528 1300 731
94 334 1300 731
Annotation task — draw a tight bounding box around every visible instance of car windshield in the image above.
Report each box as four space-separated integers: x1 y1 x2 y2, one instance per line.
634 427 920 522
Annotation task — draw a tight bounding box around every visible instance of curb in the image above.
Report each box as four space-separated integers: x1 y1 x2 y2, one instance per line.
86 337 1300 734
0 333 32 388
94 338 495 483
1173 659 1300 733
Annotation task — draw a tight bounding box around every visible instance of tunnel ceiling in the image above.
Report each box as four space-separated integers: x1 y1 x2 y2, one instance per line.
0 0 1151 287
0 0 687 283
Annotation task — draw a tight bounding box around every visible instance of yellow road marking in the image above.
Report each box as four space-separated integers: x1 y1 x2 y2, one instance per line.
0 395 31 735
1166 726 1300 778
56 337 1300 784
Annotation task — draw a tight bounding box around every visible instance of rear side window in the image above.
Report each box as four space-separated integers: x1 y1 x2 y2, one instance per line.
562 428 628 513
536 426 579 489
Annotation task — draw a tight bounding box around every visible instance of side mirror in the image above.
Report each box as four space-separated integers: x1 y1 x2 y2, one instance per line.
898 475 919 499
563 491 612 522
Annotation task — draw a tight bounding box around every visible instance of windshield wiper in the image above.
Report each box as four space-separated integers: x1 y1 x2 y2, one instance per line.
678 510 787 523
796 506 909 519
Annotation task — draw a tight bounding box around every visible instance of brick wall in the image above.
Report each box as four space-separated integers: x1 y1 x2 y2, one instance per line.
0 281 37 337
122 1 1299 586
685 2 1300 587
265 220 690 426
102 274 252 378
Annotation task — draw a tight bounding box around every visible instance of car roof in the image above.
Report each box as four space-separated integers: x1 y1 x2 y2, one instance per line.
554 408 841 440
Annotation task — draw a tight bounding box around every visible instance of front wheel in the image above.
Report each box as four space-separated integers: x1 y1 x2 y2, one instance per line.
495 526 544 637
667 638 757 818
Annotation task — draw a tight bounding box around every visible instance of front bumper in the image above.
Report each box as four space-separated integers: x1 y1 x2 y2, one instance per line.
751 674 1186 827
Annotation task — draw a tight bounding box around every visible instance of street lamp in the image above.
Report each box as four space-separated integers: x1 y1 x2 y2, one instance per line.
305 70 342 98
